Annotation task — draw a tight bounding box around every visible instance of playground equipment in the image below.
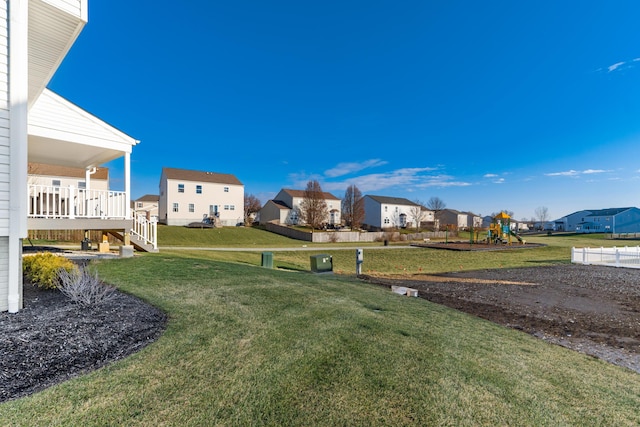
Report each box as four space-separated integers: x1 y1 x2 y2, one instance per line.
487 212 525 245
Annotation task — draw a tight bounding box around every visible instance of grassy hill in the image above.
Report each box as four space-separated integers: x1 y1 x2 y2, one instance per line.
2 254 639 425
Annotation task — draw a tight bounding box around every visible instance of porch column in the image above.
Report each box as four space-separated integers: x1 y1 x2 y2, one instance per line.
7 0 29 313
125 152 131 219
84 167 91 219
85 168 91 192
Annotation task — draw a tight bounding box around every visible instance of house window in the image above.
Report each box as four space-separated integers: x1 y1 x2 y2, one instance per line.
52 180 61 187
196 185 202 194
137 202 143 208
224 205 230 210
384 218 390 224
78 181 86 189
224 187 229 192
384 206 388 212
189 203 195 213
173 203 179 212
178 184 185 193
230 205 235 211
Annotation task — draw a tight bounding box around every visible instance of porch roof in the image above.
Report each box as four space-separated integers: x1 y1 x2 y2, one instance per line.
28 0 88 108
27 89 139 169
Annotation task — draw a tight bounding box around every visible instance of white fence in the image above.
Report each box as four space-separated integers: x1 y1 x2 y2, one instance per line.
571 246 640 269
132 214 158 251
28 184 127 219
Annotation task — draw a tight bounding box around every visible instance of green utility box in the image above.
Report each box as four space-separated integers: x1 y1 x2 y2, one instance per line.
310 254 333 273
261 252 274 269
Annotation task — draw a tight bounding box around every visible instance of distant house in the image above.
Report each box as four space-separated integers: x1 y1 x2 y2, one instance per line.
555 207 640 234
159 168 244 226
259 189 341 226
462 211 483 229
133 194 160 221
362 195 424 230
436 209 469 230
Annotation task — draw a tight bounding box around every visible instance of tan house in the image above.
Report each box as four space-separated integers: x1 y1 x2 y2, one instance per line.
133 194 159 221
159 168 244 226
259 188 341 226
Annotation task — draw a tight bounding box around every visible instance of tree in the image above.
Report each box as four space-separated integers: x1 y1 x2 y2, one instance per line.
535 206 549 230
342 185 364 229
409 200 426 232
244 194 262 225
300 180 328 230
426 197 446 230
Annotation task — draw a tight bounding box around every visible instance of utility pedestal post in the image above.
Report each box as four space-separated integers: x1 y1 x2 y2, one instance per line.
356 248 363 275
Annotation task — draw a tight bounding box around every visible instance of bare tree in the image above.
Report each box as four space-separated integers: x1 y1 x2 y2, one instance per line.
426 197 446 230
300 180 328 230
244 194 262 225
342 185 364 229
409 200 426 232
535 206 549 230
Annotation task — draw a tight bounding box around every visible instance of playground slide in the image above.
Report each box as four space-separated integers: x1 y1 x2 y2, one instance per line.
509 230 524 243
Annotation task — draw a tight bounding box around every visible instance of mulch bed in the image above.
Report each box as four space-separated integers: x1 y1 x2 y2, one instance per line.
0 283 167 403
362 263 640 373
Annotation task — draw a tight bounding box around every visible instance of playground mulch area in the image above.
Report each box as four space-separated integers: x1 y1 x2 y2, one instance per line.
411 241 545 251
363 264 640 373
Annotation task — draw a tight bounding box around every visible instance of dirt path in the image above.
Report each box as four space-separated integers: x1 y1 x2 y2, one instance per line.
363 264 640 373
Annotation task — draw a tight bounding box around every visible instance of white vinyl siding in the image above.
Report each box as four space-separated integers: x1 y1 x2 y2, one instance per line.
0 236 7 311
0 0 8 236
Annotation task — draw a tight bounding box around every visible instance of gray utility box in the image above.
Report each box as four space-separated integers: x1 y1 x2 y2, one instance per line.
310 254 333 273
261 252 273 269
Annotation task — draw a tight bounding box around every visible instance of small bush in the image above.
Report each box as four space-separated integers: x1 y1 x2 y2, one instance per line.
57 267 116 306
23 252 78 289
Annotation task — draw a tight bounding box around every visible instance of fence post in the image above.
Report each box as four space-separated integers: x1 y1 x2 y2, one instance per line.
616 248 621 267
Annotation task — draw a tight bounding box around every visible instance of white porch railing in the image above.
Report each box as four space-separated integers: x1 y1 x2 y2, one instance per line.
132 214 158 251
28 184 127 219
571 246 640 269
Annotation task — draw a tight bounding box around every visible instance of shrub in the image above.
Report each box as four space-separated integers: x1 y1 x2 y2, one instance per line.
57 267 116 306
23 252 78 289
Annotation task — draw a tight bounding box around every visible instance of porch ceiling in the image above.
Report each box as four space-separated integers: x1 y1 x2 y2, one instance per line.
28 0 87 109
27 135 125 168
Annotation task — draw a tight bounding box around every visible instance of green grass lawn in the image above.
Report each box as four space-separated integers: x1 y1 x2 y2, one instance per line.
157 232 618 275
6 230 640 424
2 254 640 425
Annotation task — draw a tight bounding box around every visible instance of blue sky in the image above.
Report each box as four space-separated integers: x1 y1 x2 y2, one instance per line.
49 1 640 221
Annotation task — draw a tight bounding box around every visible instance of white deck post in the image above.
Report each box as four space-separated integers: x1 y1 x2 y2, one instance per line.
124 152 131 219
7 0 28 313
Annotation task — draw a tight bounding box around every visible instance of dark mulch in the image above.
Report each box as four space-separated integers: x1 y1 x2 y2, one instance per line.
363 264 640 373
0 283 167 403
